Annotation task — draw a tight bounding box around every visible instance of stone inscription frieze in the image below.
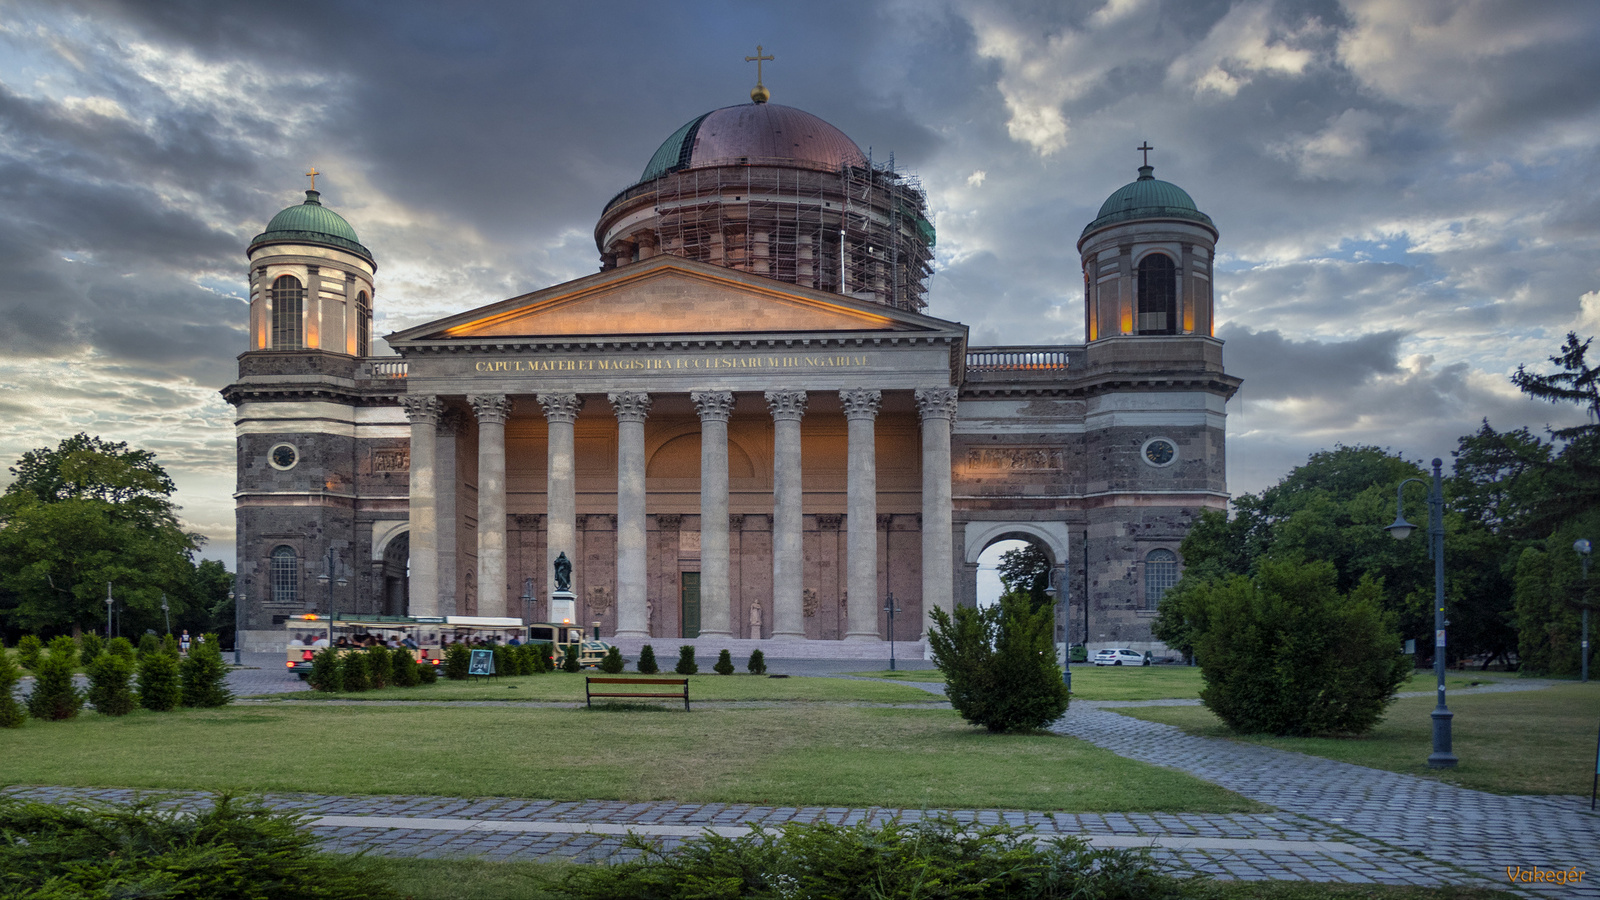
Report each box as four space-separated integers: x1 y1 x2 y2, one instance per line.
473 353 870 375
965 447 1065 472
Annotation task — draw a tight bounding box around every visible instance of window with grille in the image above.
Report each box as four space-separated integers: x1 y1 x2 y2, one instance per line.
1136 253 1176 335
356 291 371 357
271 545 299 604
271 275 304 349
1144 548 1178 609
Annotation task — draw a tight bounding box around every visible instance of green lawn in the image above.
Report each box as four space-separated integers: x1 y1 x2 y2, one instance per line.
1118 682 1600 796
263 671 938 703
0 703 1259 812
843 668 946 682
1053 666 1511 703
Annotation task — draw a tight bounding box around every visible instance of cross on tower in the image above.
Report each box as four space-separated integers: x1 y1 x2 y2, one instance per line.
305 167 320 190
1137 142 1153 167
745 44 774 85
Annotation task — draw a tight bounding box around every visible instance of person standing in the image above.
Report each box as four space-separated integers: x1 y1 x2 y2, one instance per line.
179 630 191 655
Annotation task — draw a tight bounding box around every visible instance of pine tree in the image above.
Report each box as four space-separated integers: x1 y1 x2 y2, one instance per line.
391 648 421 687
342 651 371 691
16 635 43 670
674 645 698 676
0 650 27 727
600 646 624 674
562 643 581 672
179 638 233 707
746 648 767 675
86 652 137 716
27 638 83 721
78 632 104 666
636 644 659 674
713 649 735 675
366 646 392 689
307 646 344 692
136 649 182 711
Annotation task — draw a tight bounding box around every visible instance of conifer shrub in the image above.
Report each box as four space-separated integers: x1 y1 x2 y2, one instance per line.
516 643 542 674
86 652 137 716
78 633 103 666
391 648 420 687
492 643 513 676
562 643 581 672
27 641 84 721
106 637 135 660
179 639 233 708
600 645 625 673
636 644 659 674
0 651 27 727
341 651 371 692
162 633 180 656
137 633 160 659
366 646 391 689
674 645 698 675
16 634 43 670
306 647 343 693
713 648 735 675
417 658 438 683
929 591 1068 733
444 642 471 680
747 648 767 675
136 650 182 711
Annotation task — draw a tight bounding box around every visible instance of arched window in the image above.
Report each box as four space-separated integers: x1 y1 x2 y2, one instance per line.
1136 253 1177 335
355 291 371 358
1144 548 1178 609
271 545 300 604
271 275 305 349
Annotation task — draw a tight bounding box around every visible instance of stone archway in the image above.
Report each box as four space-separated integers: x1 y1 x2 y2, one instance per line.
373 526 410 617
961 521 1072 643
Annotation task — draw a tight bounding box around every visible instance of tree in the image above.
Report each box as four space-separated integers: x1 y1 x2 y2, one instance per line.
995 542 1052 611
1512 332 1600 438
178 638 233 707
27 637 84 721
637 644 659 674
1192 559 1409 736
928 592 1068 733
86 652 137 716
0 651 25 727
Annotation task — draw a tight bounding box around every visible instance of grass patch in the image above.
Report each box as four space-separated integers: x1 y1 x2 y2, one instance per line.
259 671 936 703
1060 667 1511 703
0 703 1258 812
844 668 946 682
1118 682 1600 795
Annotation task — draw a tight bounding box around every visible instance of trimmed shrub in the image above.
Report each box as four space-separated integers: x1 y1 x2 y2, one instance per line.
341 651 371 692
417 659 438 683
562 643 581 672
0 793 403 900
366 646 391 689
86 652 137 716
636 644 659 674
162 633 180 656
747 648 767 675
1192 559 1410 737
27 641 83 721
0 651 26 727
137 633 160 659
106 637 135 660
307 647 343 693
179 639 233 708
600 646 625 674
674 645 698 676
78 632 104 666
929 591 1068 733
444 642 471 680
492 643 513 677
391 648 420 687
713 649 735 675
516 643 542 675
136 651 182 711
16 635 43 670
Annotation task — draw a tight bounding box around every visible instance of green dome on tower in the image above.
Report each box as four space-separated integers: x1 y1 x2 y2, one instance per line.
249 190 374 264
1081 165 1214 239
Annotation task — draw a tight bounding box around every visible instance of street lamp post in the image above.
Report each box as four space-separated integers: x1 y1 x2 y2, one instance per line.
521 578 536 625
1045 567 1071 694
160 593 170 636
316 548 348 616
105 582 114 639
1386 457 1457 769
1577 539 1593 684
883 593 901 671
230 590 241 665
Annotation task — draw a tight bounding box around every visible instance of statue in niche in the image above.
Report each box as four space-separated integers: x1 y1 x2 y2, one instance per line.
749 602 762 639
802 588 817 618
464 571 477 614
554 552 572 592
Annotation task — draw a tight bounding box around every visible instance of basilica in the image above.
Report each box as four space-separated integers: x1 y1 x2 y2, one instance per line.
224 80 1240 658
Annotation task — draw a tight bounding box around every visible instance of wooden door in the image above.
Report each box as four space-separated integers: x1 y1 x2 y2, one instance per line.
681 572 701 638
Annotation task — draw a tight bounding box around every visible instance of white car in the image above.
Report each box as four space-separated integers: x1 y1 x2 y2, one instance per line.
1093 648 1148 667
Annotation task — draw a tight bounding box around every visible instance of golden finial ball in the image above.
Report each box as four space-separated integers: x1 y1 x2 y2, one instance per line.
751 84 770 104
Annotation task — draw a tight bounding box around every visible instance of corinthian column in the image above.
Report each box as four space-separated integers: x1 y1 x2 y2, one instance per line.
537 393 582 601
840 388 882 641
402 395 443 617
470 394 512 617
916 388 958 639
692 390 735 638
765 390 807 639
609 391 651 638
435 410 466 615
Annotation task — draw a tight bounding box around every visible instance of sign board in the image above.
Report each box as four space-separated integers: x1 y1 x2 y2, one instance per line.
468 649 496 676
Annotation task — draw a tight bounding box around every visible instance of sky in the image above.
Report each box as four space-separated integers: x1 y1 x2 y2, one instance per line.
1 0 1597 569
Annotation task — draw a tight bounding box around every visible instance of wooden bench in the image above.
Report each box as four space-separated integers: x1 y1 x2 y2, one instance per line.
585 676 690 711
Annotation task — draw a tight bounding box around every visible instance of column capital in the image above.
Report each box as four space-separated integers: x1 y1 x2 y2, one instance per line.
692 390 735 423
469 393 513 424
839 388 882 420
537 392 583 424
608 391 652 423
764 389 808 421
402 394 443 425
915 387 959 421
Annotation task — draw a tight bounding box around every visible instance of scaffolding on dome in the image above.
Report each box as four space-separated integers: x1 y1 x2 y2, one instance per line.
634 156 935 312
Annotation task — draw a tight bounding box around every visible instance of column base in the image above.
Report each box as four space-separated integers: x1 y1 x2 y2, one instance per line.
844 631 882 642
696 630 734 639
770 630 806 640
612 629 650 640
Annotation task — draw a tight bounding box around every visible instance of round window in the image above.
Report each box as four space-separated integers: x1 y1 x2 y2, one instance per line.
1141 438 1177 468
268 443 299 471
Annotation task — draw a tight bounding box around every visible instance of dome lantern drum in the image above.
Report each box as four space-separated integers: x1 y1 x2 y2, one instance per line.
246 187 376 357
249 189 375 266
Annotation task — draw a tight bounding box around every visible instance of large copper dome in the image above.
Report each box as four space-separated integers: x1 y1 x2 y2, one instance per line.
638 103 869 183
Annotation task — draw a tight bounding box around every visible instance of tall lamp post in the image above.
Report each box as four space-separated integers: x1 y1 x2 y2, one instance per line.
105 582 114 639
883 593 901 671
160 593 170 636
521 578 536 625
316 548 347 616
230 590 241 665
1386 457 1456 769
1045 566 1071 693
1577 539 1592 684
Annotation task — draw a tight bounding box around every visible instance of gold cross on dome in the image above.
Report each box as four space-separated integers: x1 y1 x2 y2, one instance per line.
745 44 774 85
1137 142 1153 166
306 167 320 190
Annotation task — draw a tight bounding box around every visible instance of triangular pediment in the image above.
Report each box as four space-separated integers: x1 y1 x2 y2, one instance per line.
388 255 959 345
